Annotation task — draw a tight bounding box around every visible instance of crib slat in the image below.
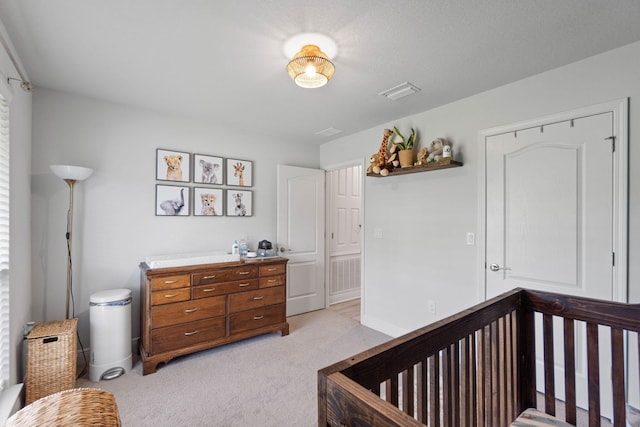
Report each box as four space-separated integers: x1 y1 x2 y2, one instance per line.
542 313 556 416
443 346 452 426
491 321 500 427
429 354 440 427
611 328 625 427
451 341 460 427
402 367 414 416
510 311 519 422
389 374 399 407
477 328 485 427
587 323 601 427
563 318 577 425
505 313 513 425
417 361 427 423
499 316 508 427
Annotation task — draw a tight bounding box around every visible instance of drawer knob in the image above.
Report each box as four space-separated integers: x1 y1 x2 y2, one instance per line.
238 271 250 275
268 279 276 283
253 315 264 320
238 283 250 287
202 288 216 292
184 308 199 314
184 331 199 336
164 280 178 284
252 296 264 301
203 275 216 279
267 268 276 271
164 294 178 298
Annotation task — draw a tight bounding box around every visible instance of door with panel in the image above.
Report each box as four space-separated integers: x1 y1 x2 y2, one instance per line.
485 111 617 418
277 165 325 316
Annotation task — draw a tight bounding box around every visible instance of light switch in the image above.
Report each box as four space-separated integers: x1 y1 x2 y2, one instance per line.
374 228 383 239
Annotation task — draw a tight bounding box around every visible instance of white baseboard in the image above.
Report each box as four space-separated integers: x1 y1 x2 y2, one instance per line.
361 314 408 338
0 383 23 422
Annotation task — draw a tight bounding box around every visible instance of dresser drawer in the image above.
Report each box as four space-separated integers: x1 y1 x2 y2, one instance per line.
260 274 285 288
152 287 191 306
259 263 286 277
151 317 226 353
192 265 259 285
229 286 285 313
150 274 190 291
229 304 285 334
151 296 226 329
192 279 259 299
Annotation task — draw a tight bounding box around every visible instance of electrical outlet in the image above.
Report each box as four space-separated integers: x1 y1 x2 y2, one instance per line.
374 228 383 239
466 232 475 246
427 300 436 314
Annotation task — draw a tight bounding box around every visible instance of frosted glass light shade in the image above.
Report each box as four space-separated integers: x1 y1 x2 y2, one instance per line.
50 165 94 181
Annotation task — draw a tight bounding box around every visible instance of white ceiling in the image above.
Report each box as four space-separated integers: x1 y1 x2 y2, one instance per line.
2 1 640 144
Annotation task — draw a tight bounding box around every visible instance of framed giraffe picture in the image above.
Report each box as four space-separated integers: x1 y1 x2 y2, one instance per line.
226 158 253 187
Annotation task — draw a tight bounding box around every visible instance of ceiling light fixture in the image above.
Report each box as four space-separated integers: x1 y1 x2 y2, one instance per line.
378 82 421 100
287 44 335 89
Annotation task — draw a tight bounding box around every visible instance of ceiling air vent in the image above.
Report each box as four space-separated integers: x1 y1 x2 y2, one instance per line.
315 127 343 137
378 82 421 100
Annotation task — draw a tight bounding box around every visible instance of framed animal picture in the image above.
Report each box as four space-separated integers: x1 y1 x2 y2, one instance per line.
226 158 253 187
226 190 253 217
156 149 190 182
193 187 224 216
156 184 190 216
193 154 223 185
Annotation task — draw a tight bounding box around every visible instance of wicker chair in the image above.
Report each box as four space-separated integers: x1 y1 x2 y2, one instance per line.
6 388 121 426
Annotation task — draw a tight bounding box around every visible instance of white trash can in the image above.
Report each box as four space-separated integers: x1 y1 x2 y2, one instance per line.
89 288 132 382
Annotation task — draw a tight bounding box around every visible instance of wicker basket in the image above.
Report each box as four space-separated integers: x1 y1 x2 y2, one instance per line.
25 318 78 404
6 388 121 426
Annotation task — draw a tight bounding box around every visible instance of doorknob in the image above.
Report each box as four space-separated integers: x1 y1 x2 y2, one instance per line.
489 263 511 272
279 247 292 252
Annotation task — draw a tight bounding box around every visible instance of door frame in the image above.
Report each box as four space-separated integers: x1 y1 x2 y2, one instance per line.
476 99 629 303
323 158 366 313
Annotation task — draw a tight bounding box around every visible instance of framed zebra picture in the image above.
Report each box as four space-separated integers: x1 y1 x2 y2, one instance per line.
226 158 252 187
226 190 252 217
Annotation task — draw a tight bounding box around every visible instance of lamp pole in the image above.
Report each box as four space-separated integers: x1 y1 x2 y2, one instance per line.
64 178 77 320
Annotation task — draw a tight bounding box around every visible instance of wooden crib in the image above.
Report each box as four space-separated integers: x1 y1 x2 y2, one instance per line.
318 288 640 426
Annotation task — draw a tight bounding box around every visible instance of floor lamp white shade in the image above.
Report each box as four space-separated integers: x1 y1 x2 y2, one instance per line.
50 164 93 319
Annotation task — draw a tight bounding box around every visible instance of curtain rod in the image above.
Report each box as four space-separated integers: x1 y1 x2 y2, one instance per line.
0 29 32 92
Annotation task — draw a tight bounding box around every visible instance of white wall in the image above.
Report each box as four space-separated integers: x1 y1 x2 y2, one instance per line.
31 88 319 345
320 41 640 336
0 20 32 386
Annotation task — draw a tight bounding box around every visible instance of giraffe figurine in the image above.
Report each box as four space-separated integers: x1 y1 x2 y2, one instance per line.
233 162 245 186
371 128 394 175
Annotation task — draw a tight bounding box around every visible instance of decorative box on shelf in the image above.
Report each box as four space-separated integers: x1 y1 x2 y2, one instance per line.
366 159 463 178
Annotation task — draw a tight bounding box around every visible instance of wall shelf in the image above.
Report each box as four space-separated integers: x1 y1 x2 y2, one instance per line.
366 160 463 177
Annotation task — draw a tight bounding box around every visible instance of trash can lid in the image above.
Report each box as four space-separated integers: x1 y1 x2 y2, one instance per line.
90 288 132 304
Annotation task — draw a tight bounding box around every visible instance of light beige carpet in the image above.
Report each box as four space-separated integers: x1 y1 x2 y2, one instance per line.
76 308 390 426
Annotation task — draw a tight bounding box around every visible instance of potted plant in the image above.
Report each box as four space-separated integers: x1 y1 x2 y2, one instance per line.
392 126 416 168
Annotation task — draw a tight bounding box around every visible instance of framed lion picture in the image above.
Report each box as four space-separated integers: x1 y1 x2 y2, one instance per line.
156 149 190 182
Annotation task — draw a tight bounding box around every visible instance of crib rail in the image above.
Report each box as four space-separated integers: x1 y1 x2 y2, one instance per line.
318 288 640 427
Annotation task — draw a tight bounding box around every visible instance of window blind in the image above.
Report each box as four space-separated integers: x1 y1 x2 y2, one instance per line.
0 94 9 391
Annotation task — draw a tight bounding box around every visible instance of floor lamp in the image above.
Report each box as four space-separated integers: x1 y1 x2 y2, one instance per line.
50 165 93 319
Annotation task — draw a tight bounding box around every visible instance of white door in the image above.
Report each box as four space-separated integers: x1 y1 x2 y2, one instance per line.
277 165 325 316
485 111 615 417
327 165 362 305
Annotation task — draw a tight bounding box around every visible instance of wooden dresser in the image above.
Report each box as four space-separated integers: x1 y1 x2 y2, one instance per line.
139 257 289 375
